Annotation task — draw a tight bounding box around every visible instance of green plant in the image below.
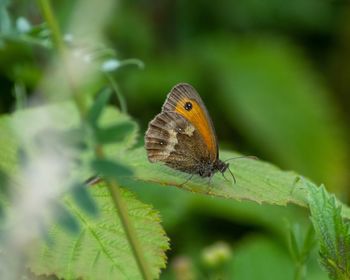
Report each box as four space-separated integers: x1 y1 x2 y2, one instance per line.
1 1 350 280
308 182 350 279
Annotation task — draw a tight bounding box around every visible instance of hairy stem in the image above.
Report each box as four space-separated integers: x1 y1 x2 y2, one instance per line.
36 1 152 279
37 0 86 116
107 179 152 280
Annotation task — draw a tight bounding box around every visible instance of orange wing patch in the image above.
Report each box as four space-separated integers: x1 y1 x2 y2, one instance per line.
175 98 217 159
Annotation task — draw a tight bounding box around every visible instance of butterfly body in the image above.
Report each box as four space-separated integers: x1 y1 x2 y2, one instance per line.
145 83 229 180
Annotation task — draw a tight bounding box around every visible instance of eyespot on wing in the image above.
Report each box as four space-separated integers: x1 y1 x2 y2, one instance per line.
162 83 218 160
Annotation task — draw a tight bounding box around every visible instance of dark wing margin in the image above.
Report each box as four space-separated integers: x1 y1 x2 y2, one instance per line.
162 83 219 159
162 83 205 112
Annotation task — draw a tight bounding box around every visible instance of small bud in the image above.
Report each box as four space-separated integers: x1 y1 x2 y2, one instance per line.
201 241 232 268
16 17 31 33
101 59 120 72
172 256 196 280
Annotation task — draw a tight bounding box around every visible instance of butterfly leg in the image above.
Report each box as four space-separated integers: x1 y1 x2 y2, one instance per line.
204 176 215 194
221 172 230 182
178 174 194 187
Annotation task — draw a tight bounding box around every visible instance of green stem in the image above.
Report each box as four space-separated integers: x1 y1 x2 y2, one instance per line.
13 82 27 110
37 0 86 116
105 73 127 113
294 263 306 280
37 1 151 279
108 180 153 280
118 58 145 69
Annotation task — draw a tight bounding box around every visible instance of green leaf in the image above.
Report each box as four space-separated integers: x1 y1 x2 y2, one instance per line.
301 226 316 262
288 224 303 263
96 122 136 144
87 87 112 126
287 224 315 262
121 147 350 220
287 223 316 279
53 202 80 234
0 101 138 179
124 147 301 205
28 184 169 280
0 98 164 279
307 182 350 279
0 101 139 235
91 159 133 180
70 183 98 217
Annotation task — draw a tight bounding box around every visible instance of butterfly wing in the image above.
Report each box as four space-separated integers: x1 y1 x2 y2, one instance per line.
162 83 218 161
145 111 211 174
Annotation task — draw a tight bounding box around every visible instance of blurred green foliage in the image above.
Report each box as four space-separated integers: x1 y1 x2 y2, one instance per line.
308 183 350 279
1 0 350 279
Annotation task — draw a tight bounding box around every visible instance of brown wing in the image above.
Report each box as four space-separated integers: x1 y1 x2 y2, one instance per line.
145 111 211 174
162 83 218 161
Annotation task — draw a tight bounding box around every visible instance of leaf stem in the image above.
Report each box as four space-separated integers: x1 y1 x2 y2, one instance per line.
13 82 27 110
37 0 86 116
105 73 127 113
108 179 153 280
294 263 306 280
37 1 152 279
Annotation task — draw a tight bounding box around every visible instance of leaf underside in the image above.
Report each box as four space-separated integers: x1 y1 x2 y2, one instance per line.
121 147 350 219
28 184 169 280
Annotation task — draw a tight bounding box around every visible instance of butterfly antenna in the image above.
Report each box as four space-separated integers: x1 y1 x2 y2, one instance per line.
224 155 258 163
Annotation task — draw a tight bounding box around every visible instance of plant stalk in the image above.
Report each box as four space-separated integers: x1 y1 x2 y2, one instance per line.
37 0 86 116
294 263 306 280
37 1 152 279
106 73 127 113
108 180 153 280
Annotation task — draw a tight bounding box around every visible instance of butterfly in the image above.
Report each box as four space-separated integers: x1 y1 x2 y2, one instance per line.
145 83 235 184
